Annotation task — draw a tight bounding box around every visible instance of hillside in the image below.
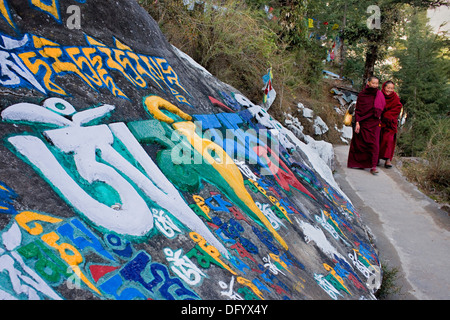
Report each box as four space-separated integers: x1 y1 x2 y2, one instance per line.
0 0 380 300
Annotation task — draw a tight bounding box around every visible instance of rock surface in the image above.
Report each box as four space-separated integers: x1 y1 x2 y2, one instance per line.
0 0 380 300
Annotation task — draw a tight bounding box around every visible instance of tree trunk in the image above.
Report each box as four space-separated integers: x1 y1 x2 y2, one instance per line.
362 43 379 89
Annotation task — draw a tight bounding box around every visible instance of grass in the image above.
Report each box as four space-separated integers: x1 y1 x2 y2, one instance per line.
397 117 450 206
375 262 402 299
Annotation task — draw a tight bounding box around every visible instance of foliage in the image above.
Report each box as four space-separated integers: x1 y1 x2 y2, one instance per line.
422 118 450 200
139 0 327 111
394 8 449 202
139 0 449 202
394 9 449 119
394 8 449 152
306 0 446 85
140 0 276 101
375 262 401 299
400 117 450 202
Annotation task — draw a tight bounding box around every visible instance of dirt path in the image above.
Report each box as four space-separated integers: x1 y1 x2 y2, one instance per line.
333 145 450 300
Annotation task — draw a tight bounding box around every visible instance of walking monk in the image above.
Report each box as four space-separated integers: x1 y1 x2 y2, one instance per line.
347 76 386 175
379 81 403 168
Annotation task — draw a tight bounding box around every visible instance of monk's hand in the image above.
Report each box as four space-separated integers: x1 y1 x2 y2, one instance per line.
355 122 360 134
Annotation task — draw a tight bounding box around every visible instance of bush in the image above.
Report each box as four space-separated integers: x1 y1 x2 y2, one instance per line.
139 0 325 114
141 1 277 100
399 116 450 203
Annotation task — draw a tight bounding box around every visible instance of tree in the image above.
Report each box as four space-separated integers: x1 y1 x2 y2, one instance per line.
394 7 449 156
304 0 399 86
308 0 448 87
359 0 447 85
395 9 448 114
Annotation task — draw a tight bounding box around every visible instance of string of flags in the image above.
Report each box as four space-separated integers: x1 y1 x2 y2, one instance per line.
326 37 341 62
264 5 276 20
262 5 341 62
307 18 341 62
308 18 339 31
262 67 276 110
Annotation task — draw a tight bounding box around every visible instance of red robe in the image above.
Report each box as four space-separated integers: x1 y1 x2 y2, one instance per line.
379 83 403 161
347 86 386 169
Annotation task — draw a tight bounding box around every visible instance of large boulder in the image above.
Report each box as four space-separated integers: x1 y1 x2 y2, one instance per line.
0 0 380 300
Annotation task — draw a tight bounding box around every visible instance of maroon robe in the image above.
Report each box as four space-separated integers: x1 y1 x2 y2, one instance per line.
379 82 403 161
347 86 386 169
